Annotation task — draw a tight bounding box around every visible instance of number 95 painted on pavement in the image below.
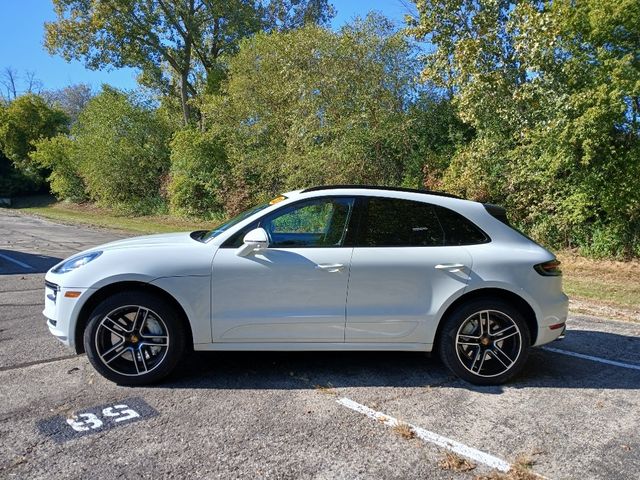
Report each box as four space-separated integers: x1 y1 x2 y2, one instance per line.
38 397 158 443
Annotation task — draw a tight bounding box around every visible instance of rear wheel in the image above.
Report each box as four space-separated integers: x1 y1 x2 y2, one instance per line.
84 291 186 385
438 299 531 385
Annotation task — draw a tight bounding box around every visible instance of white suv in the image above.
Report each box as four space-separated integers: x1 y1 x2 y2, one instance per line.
44 186 568 386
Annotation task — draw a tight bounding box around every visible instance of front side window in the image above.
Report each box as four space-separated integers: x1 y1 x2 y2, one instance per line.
360 197 444 247
261 197 354 247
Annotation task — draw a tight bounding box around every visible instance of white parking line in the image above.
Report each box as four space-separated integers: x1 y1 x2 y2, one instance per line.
337 397 511 472
542 346 640 371
0 252 34 270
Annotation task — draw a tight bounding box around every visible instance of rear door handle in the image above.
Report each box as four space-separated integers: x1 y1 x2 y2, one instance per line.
315 263 345 272
435 263 466 272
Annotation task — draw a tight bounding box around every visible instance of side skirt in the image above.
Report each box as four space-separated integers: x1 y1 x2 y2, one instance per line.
193 342 432 352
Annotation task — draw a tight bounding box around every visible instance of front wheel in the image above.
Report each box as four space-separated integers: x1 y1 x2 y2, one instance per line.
84 291 186 385
438 299 531 385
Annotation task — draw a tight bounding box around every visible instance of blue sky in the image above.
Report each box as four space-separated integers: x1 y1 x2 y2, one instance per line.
0 1 414 94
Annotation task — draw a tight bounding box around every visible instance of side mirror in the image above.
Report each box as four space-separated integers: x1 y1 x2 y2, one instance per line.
236 227 269 256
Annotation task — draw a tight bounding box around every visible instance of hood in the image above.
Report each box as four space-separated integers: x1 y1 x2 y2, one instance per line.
98 232 198 251
46 230 214 285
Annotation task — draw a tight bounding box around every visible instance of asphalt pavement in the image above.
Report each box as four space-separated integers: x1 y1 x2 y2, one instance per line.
1 208 639 479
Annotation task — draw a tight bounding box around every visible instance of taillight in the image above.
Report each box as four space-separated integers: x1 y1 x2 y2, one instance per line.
534 260 562 276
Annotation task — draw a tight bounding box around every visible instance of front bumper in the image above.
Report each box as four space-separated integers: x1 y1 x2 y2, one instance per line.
43 280 89 348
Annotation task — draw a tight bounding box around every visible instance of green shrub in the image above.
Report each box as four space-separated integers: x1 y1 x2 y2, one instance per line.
31 135 86 202
168 128 228 219
73 87 172 214
0 155 42 197
204 15 422 209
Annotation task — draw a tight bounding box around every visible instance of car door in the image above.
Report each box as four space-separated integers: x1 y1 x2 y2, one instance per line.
211 196 355 343
345 197 474 344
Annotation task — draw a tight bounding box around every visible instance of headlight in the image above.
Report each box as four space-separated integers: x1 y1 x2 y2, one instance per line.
52 251 103 274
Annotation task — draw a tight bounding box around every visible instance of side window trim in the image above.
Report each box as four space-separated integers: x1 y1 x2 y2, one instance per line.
345 196 369 247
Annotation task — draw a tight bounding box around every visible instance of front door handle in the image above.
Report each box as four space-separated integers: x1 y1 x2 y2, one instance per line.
315 263 345 272
435 263 466 272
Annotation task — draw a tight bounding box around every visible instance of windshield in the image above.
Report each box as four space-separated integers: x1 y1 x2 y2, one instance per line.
202 202 270 242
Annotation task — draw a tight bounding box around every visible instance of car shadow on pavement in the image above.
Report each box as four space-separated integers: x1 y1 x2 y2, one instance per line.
156 329 640 393
0 249 62 275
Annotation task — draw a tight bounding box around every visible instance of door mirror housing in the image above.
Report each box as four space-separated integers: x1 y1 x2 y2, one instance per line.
236 227 269 256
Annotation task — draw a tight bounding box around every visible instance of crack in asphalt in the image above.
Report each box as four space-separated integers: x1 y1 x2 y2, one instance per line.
1 303 44 307
0 288 42 294
0 354 83 372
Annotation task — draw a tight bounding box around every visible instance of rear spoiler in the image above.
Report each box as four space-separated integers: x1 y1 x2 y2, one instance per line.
483 203 510 225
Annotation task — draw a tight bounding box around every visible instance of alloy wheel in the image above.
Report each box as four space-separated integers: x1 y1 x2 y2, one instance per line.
455 309 522 378
94 305 170 377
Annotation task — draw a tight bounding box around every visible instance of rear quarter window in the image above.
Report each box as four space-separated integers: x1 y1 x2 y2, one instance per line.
433 205 489 246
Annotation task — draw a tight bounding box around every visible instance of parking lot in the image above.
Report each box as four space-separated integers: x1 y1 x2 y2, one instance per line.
1 209 639 479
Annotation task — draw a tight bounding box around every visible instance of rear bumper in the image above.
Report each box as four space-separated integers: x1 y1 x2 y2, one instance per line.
533 292 569 346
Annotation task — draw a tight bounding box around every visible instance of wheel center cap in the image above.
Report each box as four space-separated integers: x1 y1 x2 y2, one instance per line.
130 334 139 343
480 337 491 347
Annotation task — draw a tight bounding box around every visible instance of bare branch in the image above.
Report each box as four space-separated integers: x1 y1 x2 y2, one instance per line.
1 67 18 100
397 0 419 22
24 70 43 94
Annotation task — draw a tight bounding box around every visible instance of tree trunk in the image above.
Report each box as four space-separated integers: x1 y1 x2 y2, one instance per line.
180 69 191 125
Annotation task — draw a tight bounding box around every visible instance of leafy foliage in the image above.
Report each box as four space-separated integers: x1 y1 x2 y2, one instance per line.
408 0 640 257
0 94 68 182
45 0 334 124
200 14 425 211
32 87 172 213
31 134 86 202
168 128 228 218
9 2 635 258
74 87 172 213
0 153 42 197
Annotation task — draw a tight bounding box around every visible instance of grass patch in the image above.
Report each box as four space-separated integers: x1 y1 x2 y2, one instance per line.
439 452 476 472
475 454 539 480
12 195 217 235
559 252 640 320
313 383 337 396
392 422 416 440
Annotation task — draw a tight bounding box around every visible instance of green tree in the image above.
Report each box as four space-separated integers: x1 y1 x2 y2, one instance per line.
31 134 86 201
45 0 335 125
408 0 640 257
0 94 68 177
195 14 424 212
0 153 42 197
168 128 228 218
36 87 173 212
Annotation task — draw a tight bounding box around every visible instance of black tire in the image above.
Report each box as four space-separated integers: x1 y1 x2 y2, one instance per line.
437 299 531 385
84 291 186 386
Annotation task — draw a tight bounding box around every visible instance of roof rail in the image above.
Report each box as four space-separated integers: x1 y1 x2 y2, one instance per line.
301 185 463 199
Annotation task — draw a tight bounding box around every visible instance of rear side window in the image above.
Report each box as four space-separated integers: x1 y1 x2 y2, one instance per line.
359 198 444 247
358 197 488 247
434 205 489 245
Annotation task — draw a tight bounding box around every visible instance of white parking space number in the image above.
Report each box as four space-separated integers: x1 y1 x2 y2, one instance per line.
66 404 140 432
